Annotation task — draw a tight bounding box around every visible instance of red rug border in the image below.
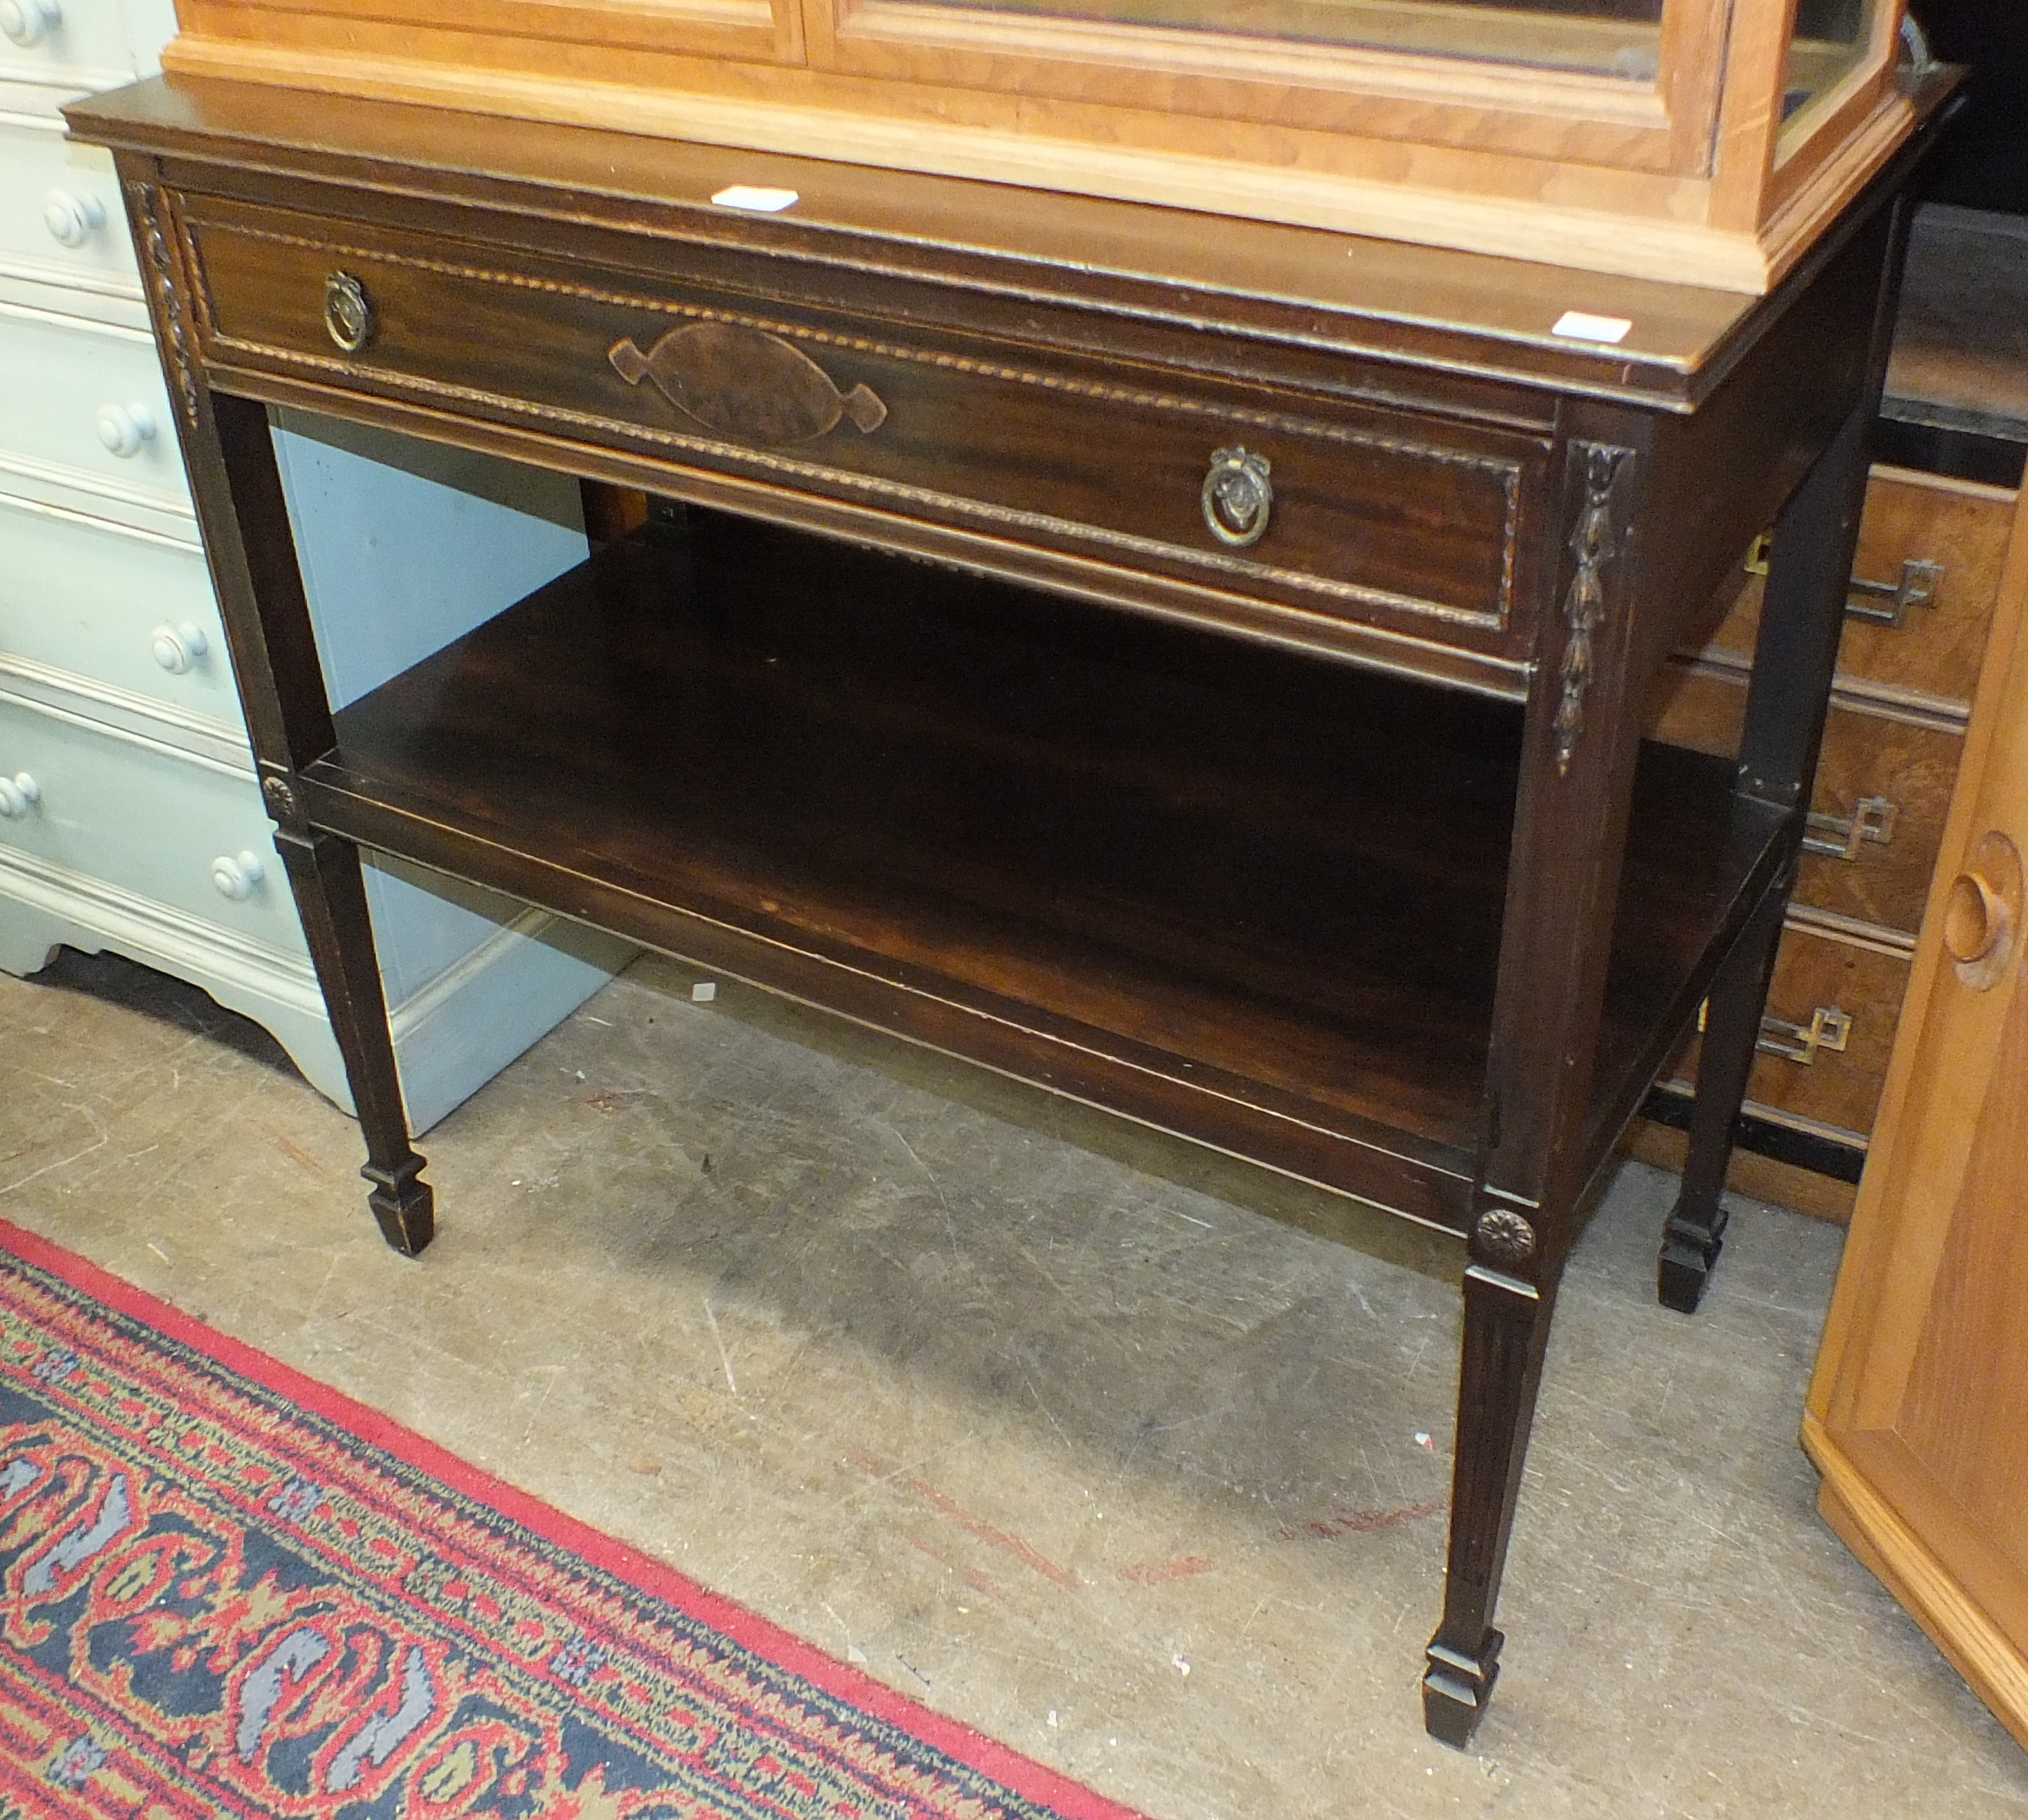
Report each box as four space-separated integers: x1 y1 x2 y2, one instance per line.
0 1213 1156 1820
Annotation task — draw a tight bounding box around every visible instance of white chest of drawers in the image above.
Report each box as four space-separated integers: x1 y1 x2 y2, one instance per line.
0 0 630 1130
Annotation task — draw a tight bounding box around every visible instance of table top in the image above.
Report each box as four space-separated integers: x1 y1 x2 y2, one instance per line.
68 70 1956 415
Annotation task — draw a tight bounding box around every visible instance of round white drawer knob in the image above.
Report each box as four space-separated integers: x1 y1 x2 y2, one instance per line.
152 623 210 674
96 403 156 459
0 773 41 820
211 850 266 901
44 189 105 249
0 0 61 48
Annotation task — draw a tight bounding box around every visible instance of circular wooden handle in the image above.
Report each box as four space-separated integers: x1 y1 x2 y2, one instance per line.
95 402 155 458
0 774 41 820
1946 832 2023 991
152 624 209 675
211 851 267 902
1 0 60 48
1944 869 2010 966
43 189 105 248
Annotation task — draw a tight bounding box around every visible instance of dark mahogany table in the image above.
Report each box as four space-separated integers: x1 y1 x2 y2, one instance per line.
70 70 1949 1744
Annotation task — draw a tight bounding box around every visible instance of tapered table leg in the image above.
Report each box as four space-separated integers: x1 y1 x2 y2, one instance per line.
1420 421 1650 1746
118 219 441 1260
276 829 435 1255
1659 883 1787 1312
1656 398 1893 1309
1652 180 1918 1305
1423 1261 1560 1745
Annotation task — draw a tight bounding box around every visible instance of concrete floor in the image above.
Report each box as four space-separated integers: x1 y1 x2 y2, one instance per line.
1 943 2024 1820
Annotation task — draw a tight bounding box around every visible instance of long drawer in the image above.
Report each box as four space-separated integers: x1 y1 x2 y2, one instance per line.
1662 915 1912 1147
1646 659 1961 937
0 691 293 950
176 193 1550 677
0 300 192 533
0 492 238 737
1690 465 2015 710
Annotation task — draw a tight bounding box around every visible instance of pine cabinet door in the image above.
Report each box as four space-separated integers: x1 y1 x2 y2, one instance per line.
1805 486 2028 1752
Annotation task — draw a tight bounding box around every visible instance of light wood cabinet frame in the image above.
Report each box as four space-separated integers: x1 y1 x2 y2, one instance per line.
807 0 1707 172
185 0 804 80
160 0 1911 290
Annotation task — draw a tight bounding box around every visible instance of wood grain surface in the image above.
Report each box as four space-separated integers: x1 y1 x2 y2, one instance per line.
65 68 1933 1743
1806 477 2028 1752
177 192 1548 662
1689 464 2016 709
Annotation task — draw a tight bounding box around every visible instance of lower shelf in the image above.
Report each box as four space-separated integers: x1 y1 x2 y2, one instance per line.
303 511 1791 1229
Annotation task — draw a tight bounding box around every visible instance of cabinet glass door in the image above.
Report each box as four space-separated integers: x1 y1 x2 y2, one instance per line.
1783 0 1883 136
922 0 1668 77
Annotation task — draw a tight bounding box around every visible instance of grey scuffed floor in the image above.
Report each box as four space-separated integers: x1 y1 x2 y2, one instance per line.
0 945 2023 1818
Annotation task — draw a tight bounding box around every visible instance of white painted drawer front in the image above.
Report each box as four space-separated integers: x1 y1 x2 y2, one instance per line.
0 116 136 297
0 695 293 947
0 301 191 531
0 494 238 730
0 0 134 94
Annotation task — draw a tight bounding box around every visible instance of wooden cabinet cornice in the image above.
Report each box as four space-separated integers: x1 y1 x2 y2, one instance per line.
145 0 1920 289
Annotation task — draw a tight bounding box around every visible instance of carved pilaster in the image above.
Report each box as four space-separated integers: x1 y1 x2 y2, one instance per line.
132 184 200 430
1553 443 1633 776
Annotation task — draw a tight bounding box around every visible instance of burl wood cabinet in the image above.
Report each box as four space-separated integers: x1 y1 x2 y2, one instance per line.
1803 474 2028 1752
148 0 1913 289
67 61 1948 1744
1634 458 2018 1219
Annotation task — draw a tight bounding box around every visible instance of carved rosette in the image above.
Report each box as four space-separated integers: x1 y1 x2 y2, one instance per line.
1472 1207 1538 1269
1553 444 1632 776
133 184 200 429
261 774 301 828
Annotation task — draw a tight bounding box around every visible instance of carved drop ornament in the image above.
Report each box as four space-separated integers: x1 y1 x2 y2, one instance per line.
1553 444 1632 776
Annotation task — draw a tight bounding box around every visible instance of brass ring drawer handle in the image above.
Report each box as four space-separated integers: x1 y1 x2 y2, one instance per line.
324 271 375 353
1202 447 1272 547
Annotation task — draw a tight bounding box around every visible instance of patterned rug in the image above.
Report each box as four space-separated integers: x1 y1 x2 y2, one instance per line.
0 1218 1147 1820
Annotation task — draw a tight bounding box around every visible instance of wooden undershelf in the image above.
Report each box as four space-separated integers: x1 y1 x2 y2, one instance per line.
304 510 1790 1227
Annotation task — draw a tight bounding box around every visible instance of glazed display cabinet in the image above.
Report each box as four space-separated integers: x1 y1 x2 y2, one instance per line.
155 0 1911 287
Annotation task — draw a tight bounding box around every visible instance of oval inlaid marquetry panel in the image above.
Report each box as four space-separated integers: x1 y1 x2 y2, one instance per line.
610 323 886 447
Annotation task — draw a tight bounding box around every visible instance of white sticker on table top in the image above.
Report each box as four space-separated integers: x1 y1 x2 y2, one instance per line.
1551 309 1634 345
711 185 801 213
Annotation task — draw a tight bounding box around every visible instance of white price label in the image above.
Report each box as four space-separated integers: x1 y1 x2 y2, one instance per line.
1551 310 1634 345
710 185 801 213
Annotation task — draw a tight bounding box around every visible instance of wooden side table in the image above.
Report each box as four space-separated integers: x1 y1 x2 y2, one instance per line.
68 70 1950 1744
